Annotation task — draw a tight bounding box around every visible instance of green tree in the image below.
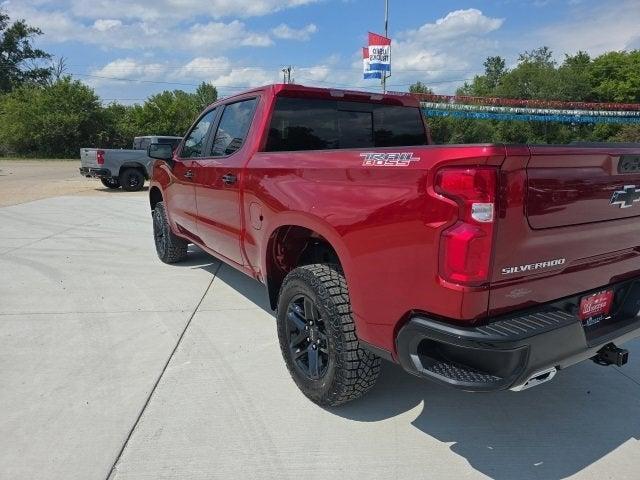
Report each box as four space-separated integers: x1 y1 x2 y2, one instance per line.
193 82 218 111
0 9 51 93
484 56 507 91
119 83 218 138
496 47 560 99
409 81 432 94
459 56 508 96
557 51 593 101
590 51 640 103
0 77 103 157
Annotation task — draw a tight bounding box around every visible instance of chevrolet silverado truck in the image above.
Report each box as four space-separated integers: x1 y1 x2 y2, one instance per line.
147 84 640 406
80 136 182 191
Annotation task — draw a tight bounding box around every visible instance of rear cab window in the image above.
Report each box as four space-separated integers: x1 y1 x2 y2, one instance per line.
157 137 182 149
133 137 151 150
265 97 427 152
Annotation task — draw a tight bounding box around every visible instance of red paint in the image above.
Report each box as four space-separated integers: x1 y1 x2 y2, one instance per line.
151 84 640 358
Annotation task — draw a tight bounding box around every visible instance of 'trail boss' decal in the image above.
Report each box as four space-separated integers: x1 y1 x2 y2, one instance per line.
360 152 420 167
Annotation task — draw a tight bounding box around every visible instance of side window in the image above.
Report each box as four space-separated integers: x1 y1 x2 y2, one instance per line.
210 98 257 157
181 110 216 158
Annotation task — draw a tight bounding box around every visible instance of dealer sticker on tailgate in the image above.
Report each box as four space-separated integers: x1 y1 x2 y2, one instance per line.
579 290 614 327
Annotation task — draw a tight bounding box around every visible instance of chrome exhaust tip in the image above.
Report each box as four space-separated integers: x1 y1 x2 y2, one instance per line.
510 367 558 392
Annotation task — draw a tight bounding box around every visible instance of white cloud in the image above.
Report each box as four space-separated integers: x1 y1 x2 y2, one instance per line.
92 19 123 32
88 57 279 92
67 0 320 21
185 21 274 48
536 0 640 56
4 2 276 51
399 9 503 43
385 9 505 92
90 58 169 81
271 23 318 40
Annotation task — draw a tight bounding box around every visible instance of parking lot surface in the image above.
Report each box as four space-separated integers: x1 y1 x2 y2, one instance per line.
1 194 640 480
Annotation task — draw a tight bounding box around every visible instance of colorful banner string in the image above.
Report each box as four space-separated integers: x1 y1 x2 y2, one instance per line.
421 101 640 118
412 93 640 112
423 109 640 125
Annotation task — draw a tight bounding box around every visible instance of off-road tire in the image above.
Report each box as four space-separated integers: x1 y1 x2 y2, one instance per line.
152 202 188 264
100 177 120 189
120 168 145 192
277 264 381 406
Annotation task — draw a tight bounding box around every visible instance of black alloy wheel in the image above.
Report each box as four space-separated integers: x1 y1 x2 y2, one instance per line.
286 295 329 380
120 168 145 192
276 264 381 406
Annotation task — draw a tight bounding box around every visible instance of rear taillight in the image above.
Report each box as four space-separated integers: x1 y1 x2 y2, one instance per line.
435 167 497 286
96 150 105 165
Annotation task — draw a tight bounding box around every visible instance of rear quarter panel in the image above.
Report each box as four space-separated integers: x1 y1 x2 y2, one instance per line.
105 150 151 177
243 145 506 353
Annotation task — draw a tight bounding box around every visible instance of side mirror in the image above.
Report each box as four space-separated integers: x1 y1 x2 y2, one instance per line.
148 143 174 161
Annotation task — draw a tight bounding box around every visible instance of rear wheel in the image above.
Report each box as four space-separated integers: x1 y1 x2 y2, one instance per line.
152 202 188 264
120 168 145 192
277 264 381 406
100 177 120 189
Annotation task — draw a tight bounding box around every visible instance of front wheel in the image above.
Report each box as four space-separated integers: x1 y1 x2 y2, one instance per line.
277 264 381 406
100 177 120 189
152 202 188 264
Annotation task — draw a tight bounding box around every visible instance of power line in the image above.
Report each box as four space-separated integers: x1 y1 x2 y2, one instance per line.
70 72 263 90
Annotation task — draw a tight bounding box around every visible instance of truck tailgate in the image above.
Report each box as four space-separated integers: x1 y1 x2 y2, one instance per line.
527 149 640 228
489 145 640 316
80 148 98 168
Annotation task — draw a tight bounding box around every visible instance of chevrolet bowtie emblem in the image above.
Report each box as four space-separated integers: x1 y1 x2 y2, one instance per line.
610 185 640 209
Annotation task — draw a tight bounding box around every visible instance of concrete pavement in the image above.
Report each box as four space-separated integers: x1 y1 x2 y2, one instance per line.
1 196 640 480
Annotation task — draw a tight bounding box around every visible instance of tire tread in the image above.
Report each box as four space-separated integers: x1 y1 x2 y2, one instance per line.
153 202 188 264
278 264 380 406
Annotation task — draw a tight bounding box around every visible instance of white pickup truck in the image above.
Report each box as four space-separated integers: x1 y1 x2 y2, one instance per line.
80 136 182 191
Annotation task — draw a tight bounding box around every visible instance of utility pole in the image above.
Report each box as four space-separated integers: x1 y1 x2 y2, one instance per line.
282 66 292 84
382 0 389 93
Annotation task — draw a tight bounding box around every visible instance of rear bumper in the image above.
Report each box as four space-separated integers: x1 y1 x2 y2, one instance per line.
79 167 111 178
396 278 640 392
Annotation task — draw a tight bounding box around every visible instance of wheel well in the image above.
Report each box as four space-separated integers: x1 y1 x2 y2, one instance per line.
149 186 163 211
120 163 148 179
265 225 341 310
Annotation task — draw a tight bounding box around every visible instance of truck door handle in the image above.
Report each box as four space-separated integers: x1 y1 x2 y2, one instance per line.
184 170 194 179
222 173 237 185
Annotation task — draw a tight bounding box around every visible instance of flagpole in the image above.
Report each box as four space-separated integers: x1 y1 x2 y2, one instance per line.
382 0 389 93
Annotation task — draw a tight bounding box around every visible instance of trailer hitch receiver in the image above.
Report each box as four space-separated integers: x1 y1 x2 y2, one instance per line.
592 343 629 367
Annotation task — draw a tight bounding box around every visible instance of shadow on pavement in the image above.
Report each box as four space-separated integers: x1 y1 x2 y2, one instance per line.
175 245 640 480
93 186 150 193
179 246 273 313
334 359 640 479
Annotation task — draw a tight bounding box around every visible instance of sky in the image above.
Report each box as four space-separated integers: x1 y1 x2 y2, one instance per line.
5 0 640 103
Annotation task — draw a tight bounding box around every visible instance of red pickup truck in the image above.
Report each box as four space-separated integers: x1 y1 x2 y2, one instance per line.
148 84 640 406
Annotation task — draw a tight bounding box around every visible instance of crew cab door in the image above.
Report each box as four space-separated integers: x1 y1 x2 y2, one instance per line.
192 97 258 266
169 108 218 241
